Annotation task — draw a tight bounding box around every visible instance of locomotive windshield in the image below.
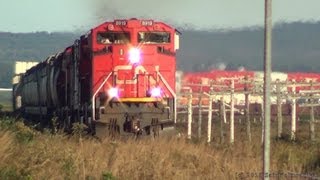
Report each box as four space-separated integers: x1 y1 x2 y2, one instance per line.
138 32 170 44
97 32 130 44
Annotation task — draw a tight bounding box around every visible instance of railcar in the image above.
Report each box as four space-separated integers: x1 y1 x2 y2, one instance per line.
13 18 180 137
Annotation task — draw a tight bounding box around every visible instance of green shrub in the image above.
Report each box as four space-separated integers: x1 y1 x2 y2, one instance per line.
71 122 88 140
0 117 15 130
0 119 35 144
304 152 320 174
102 172 116 180
0 167 32 180
14 122 35 144
62 156 75 179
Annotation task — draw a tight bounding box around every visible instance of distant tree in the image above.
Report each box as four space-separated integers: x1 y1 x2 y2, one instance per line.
1 21 320 88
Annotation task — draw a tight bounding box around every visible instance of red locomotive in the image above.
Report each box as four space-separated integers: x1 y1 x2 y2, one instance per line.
13 18 180 137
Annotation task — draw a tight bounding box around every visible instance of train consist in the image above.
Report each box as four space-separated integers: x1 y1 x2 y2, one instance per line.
12 18 180 137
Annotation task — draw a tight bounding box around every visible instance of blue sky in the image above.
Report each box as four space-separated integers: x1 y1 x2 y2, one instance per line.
1 0 319 32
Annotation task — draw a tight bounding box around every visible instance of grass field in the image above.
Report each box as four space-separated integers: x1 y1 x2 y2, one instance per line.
0 91 12 111
0 116 319 179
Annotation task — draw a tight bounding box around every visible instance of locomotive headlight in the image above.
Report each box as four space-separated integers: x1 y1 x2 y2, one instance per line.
150 87 161 97
129 48 141 64
108 87 119 98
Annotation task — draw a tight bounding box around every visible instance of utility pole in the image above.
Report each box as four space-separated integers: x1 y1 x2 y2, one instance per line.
263 0 272 179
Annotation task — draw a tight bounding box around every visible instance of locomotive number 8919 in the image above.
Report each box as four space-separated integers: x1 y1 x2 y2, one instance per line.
13 18 180 138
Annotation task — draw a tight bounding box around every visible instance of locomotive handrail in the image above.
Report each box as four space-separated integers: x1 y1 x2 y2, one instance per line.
157 72 176 98
92 72 113 121
157 71 177 123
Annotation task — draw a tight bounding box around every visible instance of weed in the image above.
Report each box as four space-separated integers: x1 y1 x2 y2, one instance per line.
15 122 35 144
303 151 320 174
102 172 116 180
0 167 32 180
62 156 75 179
0 118 36 144
0 117 15 130
72 122 88 139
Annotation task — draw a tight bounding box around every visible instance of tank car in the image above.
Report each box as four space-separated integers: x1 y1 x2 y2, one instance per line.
13 18 180 137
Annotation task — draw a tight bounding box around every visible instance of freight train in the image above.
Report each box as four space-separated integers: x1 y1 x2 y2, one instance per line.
12 18 180 137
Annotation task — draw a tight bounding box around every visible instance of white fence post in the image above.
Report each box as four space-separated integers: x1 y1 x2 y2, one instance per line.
198 88 203 139
310 81 315 141
245 76 251 142
291 81 296 141
276 79 283 139
187 89 193 140
230 80 235 144
207 87 213 143
222 96 227 123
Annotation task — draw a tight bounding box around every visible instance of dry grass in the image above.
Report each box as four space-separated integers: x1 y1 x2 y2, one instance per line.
0 118 319 180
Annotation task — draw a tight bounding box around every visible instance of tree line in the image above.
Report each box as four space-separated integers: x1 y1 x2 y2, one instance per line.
1 21 320 87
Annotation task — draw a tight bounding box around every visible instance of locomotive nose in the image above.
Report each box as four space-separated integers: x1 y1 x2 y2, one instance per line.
128 48 141 64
